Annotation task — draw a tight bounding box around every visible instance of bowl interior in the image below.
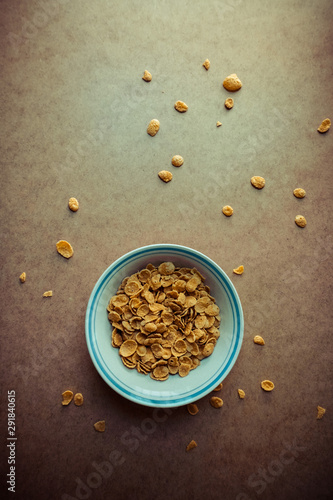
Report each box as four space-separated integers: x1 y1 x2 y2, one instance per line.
85 244 244 407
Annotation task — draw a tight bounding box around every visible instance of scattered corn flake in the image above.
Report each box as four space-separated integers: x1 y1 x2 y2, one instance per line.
216 121 222 127
213 383 223 392
261 380 275 391
171 155 184 167
238 389 245 399
202 59 210 70
317 118 331 133
233 265 244 275
293 188 306 199
62 390 74 406
316 406 326 419
210 396 223 408
187 403 199 415
147 119 160 137
56 240 74 259
225 98 234 109
74 393 84 406
94 420 106 432
174 100 188 113
186 440 197 451
43 290 53 297
142 70 152 82
253 335 265 345
222 205 233 217
19 272 26 283
251 176 265 189
223 74 242 92
158 170 173 183
68 197 79 212
295 215 307 228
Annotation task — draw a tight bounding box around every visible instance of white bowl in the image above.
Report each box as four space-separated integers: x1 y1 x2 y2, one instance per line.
85 244 244 407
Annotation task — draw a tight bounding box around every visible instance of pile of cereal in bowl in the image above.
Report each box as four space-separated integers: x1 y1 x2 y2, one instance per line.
107 262 221 381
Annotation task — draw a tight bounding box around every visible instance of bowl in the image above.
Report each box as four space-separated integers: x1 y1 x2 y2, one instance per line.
85 244 244 407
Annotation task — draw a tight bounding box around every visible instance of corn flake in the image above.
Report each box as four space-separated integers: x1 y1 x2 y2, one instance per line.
261 380 275 391
233 265 244 275
74 393 84 406
62 390 74 406
187 403 199 415
186 440 197 451
254 335 265 345
56 240 74 259
317 406 326 419
210 396 223 408
238 389 245 399
317 118 331 133
94 420 105 432
19 272 26 283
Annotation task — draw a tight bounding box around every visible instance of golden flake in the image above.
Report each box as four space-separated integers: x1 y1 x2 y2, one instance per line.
62 390 74 406
223 74 242 92
317 118 331 133
233 265 244 275
56 240 74 259
261 380 275 391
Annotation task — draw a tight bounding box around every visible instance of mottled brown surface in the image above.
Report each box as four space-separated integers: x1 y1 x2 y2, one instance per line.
1 1 333 499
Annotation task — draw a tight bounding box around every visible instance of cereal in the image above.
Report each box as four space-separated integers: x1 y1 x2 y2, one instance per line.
295 215 307 228
238 389 245 399
224 98 234 109
107 262 221 380
223 74 242 92
147 119 160 137
94 420 105 432
293 188 306 199
186 440 197 451
158 170 173 183
68 197 79 211
174 101 188 113
202 59 210 70
56 240 74 259
62 390 74 406
213 383 223 392
222 205 233 217
251 176 265 189
261 380 274 391
142 70 152 82
171 155 184 167
187 403 199 415
216 121 222 127
74 393 84 406
210 396 223 408
317 118 331 133
317 406 326 419
253 335 265 345
19 272 26 283
43 290 53 297
233 265 244 275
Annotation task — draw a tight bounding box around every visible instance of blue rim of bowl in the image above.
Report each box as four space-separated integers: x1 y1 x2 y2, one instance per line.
85 244 244 407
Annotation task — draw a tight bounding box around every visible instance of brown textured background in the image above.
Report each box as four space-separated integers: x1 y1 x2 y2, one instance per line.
1 1 332 499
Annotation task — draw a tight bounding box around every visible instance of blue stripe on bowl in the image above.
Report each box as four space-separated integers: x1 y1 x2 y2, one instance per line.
86 244 243 407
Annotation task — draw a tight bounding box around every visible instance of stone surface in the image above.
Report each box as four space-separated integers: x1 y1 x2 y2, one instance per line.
0 1 332 499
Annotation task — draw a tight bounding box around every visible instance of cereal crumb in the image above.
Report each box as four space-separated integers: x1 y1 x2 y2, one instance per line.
142 70 152 82
174 100 188 113
202 59 210 70
187 403 199 415
238 389 245 399
317 406 326 419
43 290 52 297
317 118 331 133
223 74 242 92
74 393 84 406
56 240 74 259
210 396 223 408
251 176 265 189
216 121 222 127
225 98 234 109
261 380 274 391
253 335 265 345
295 215 307 228
186 440 197 451
222 205 233 217
213 383 223 392
68 197 79 212
293 188 306 199
147 119 160 137
233 265 244 275
171 155 184 167
158 170 173 183
94 420 106 432
62 390 74 406
19 272 26 283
